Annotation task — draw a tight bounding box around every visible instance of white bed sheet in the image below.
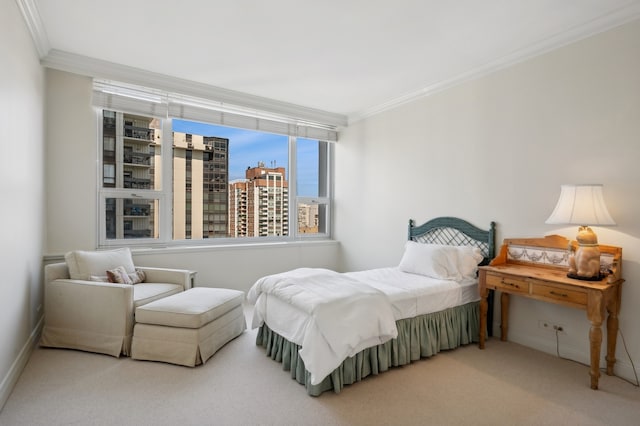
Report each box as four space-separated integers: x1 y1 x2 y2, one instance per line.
253 266 479 347
346 267 479 320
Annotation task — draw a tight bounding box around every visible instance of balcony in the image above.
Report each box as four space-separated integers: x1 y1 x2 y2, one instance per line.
123 204 150 216
124 124 154 141
123 152 152 166
123 176 151 189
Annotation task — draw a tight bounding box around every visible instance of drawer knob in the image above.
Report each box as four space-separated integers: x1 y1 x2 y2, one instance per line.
501 278 520 289
550 291 568 298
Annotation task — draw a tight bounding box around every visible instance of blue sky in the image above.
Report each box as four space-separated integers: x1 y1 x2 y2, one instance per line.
172 119 319 196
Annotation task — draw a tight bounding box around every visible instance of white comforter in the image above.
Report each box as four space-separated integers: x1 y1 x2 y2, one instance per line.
247 268 398 385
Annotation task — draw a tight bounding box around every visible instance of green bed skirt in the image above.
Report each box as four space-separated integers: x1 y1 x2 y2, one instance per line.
256 301 480 396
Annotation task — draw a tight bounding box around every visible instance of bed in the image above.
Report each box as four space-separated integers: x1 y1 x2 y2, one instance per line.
248 216 496 396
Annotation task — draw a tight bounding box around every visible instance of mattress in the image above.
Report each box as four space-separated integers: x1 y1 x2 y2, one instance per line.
252 266 479 347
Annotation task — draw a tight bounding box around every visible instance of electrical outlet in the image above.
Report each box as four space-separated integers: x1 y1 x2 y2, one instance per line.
538 320 565 333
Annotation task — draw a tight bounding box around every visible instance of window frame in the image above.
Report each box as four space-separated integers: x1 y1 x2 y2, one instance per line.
292 138 332 240
97 110 332 248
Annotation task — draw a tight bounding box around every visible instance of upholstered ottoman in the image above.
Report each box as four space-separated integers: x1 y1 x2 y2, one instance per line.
131 287 246 367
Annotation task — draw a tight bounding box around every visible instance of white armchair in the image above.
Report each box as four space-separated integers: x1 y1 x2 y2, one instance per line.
41 248 193 357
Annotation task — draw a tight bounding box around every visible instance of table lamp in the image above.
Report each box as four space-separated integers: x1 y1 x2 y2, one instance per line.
545 184 616 280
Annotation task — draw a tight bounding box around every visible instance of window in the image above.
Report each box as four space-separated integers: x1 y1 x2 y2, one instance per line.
173 120 292 239
296 138 330 235
95 82 335 247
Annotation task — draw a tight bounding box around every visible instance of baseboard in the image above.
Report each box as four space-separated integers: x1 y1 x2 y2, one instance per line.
0 316 43 412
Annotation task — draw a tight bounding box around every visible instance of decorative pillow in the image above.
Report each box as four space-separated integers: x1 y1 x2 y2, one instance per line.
96 268 145 285
130 269 146 284
106 266 133 284
398 242 461 280
65 248 136 280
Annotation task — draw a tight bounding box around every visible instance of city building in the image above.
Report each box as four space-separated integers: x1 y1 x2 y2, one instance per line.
102 111 161 239
102 118 230 241
229 164 289 237
173 132 229 239
298 202 318 234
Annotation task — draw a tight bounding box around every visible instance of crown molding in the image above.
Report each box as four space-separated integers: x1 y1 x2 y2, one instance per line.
349 3 640 124
15 0 50 57
19 0 640 127
19 0 346 128
41 49 347 128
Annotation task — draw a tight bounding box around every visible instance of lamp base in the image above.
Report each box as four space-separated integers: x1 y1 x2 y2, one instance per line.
568 226 602 280
566 271 606 281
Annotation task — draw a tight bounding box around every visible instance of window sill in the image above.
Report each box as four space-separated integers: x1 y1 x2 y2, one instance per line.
43 239 338 262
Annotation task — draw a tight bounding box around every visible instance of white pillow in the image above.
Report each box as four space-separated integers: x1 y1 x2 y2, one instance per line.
65 248 136 280
398 242 484 280
398 242 462 280
455 246 484 279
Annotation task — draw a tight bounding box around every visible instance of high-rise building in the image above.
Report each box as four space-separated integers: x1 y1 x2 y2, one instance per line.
173 132 229 239
229 163 289 237
298 203 319 233
102 111 161 240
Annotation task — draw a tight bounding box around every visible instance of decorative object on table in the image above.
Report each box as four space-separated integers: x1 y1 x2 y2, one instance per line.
545 184 616 280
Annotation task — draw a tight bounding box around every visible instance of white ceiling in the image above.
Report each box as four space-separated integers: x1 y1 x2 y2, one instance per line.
24 0 640 122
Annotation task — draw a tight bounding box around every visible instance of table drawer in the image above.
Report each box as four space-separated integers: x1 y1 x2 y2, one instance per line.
532 283 587 305
486 273 529 294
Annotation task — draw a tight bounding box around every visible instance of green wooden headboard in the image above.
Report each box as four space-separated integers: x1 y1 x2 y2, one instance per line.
408 216 496 266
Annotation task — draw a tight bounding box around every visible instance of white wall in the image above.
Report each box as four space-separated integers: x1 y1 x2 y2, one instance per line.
45 70 96 252
44 69 340 291
334 20 640 382
0 0 46 410
132 241 339 290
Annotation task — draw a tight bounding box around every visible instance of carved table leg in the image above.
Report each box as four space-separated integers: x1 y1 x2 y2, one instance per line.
605 285 621 376
500 292 509 341
589 320 603 390
606 316 618 376
487 289 494 337
479 287 488 349
587 290 604 390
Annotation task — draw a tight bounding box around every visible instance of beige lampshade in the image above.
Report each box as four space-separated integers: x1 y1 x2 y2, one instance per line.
545 184 616 226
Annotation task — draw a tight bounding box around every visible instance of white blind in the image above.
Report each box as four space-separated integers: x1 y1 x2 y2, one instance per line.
92 81 168 118
93 80 338 141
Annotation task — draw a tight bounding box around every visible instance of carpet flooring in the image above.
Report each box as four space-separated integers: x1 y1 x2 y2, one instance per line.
1 306 639 426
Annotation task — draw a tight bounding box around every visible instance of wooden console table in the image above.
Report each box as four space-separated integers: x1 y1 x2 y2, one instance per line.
478 235 623 389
